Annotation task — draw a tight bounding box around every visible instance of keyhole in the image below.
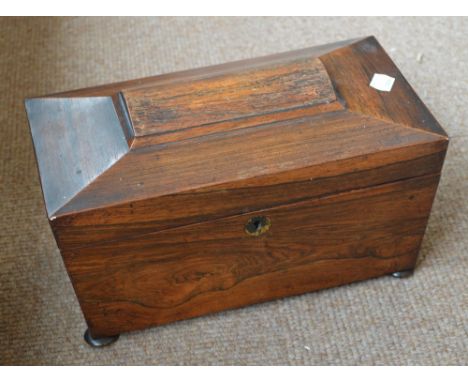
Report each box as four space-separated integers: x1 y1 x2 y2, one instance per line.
245 216 271 237
253 219 261 230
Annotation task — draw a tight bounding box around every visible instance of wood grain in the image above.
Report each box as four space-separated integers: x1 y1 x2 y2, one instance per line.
25 97 130 216
52 143 446 249
25 36 449 339
64 173 440 337
50 37 361 98
52 111 445 218
320 36 447 137
123 57 338 140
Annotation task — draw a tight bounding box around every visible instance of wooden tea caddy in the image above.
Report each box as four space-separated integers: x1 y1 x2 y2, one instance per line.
25 37 448 347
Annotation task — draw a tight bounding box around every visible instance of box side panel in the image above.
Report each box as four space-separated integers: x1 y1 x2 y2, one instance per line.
62 173 440 337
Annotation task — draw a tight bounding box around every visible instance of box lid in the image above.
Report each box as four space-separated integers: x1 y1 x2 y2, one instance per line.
25 36 448 246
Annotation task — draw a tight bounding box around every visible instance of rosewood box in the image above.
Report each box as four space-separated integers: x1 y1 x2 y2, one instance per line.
25 36 448 346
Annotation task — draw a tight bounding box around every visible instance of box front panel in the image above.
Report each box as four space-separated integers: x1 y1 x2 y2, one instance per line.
63 173 440 337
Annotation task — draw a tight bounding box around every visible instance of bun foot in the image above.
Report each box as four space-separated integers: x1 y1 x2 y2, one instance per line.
391 269 414 279
84 328 119 348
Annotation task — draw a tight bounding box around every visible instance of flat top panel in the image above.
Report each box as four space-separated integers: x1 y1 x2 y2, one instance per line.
123 57 337 139
25 97 130 217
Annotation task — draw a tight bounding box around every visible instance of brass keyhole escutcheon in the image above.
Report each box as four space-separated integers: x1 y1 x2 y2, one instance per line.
245 216 271 237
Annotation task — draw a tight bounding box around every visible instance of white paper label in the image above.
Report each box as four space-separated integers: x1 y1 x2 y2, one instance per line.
369 73 395 92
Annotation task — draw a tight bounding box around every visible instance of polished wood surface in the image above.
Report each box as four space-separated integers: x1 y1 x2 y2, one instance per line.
25 36 449 338
25 96 130 216
52 135 446 250
320 37 447 136
124 57 337 139
65 173 440 336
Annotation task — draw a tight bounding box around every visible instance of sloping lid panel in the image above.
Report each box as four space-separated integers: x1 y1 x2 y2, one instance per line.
25 97 130 217
54 109 446 217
